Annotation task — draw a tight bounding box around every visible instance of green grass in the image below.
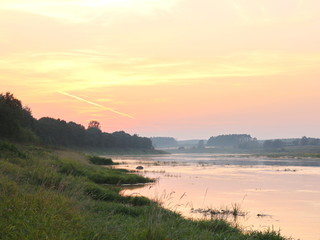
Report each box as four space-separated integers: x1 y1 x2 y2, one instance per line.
0 141 288 240
57 157 151 184
88 155 116 165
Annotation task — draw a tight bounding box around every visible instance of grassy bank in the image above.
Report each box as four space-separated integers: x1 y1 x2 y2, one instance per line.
0 141 288 240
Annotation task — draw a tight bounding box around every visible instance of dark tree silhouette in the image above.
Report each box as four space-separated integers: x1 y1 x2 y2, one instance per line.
207 134 254 148
88 120 101 130
263 139 284 151
0 92 35 140
0 92 156 150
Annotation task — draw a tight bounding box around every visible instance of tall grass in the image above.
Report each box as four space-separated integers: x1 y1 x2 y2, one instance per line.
0 141 288 240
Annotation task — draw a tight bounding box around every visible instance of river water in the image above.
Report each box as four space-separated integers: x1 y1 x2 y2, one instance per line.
111 154 320 240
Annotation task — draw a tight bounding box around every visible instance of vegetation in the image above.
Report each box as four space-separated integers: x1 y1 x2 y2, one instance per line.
88 155 116 165
0 91 292 239
151 137 178 148
166 134 320 156
207 134 258 149
0 92 154 151
263 139 285 151
0 92 38 142
35 118 153 149
0 141 288 239
255 145 320 158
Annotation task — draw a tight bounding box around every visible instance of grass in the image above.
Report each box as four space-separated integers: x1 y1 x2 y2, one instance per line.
0 140 288 240
88 155 116 165
192 203 247 220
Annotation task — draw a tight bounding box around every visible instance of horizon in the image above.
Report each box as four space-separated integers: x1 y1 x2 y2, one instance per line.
1 0 320 140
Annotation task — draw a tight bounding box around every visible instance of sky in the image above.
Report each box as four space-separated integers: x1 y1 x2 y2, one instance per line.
1 0 320 140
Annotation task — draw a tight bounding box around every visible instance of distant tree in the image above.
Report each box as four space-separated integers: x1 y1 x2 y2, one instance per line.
67 121 86 146
86 126 102 147
263 139 284 151
309 138 320 145
273 139 284 148
239 137 259 149
88 120 101 130
207 134 254 148
300 136 309 146
299 136 320 146
263 140 272 150
197 140 205 149
150 137 178 148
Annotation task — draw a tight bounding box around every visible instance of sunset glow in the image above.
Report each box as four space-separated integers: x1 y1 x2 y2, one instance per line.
1 0 320 139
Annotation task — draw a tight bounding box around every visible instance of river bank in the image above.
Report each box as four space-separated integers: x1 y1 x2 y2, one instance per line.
0 141 287 239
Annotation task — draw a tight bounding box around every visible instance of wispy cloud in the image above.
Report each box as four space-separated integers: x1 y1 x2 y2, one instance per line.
57 91 134 119
2 50 320 96
0 0 180 23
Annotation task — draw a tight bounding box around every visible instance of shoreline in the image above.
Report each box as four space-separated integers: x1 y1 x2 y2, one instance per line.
0 142 288 240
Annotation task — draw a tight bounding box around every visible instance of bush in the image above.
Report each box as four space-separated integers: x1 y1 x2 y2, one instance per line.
88 156 116 165
84 182 120 201
0 141 27 158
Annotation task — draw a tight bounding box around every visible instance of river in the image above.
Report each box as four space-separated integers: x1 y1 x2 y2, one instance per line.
111 153 320 240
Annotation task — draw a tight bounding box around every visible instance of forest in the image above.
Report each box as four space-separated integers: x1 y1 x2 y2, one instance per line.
207 134 257 148
0 92 153 150
150 137 178 148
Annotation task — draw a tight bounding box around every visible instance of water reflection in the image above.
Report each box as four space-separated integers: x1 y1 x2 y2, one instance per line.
112 154 320 240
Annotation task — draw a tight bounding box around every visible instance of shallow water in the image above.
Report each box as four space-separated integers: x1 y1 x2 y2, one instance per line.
111 154 320 240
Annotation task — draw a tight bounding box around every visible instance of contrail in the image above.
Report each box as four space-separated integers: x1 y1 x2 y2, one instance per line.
57 91 134 119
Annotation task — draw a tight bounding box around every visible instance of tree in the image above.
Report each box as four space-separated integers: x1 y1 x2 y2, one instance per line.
150 137 178 148
300 136 309 146
263 139 284 151
197 140 205 149
0 92 24 139
0 92 154 149
0 92 38 141
88 120 101 130
207 134 254 148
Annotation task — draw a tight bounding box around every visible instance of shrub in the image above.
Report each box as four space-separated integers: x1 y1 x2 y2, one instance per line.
88 156 116 165
0 141 26 158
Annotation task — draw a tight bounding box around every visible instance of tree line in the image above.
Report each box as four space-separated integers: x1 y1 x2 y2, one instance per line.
150 137 178 148
0 92 153 149
207 134 258 149
206 134 320 151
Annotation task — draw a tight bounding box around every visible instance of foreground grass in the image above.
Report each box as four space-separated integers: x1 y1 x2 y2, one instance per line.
0 141 288 240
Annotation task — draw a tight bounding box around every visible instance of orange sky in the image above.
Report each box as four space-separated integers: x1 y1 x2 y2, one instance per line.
1 0 320 139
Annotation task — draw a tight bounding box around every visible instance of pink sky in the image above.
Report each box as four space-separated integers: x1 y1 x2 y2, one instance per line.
1 0 320 139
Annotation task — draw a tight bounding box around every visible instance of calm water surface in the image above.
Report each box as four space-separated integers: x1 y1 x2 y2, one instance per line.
111 154 320 240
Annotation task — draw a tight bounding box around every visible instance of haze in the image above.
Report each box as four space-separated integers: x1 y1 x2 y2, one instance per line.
1 0 320 139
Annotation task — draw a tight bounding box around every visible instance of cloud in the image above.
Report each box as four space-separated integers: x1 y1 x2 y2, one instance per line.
2 49 320 98
0 0 180 23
